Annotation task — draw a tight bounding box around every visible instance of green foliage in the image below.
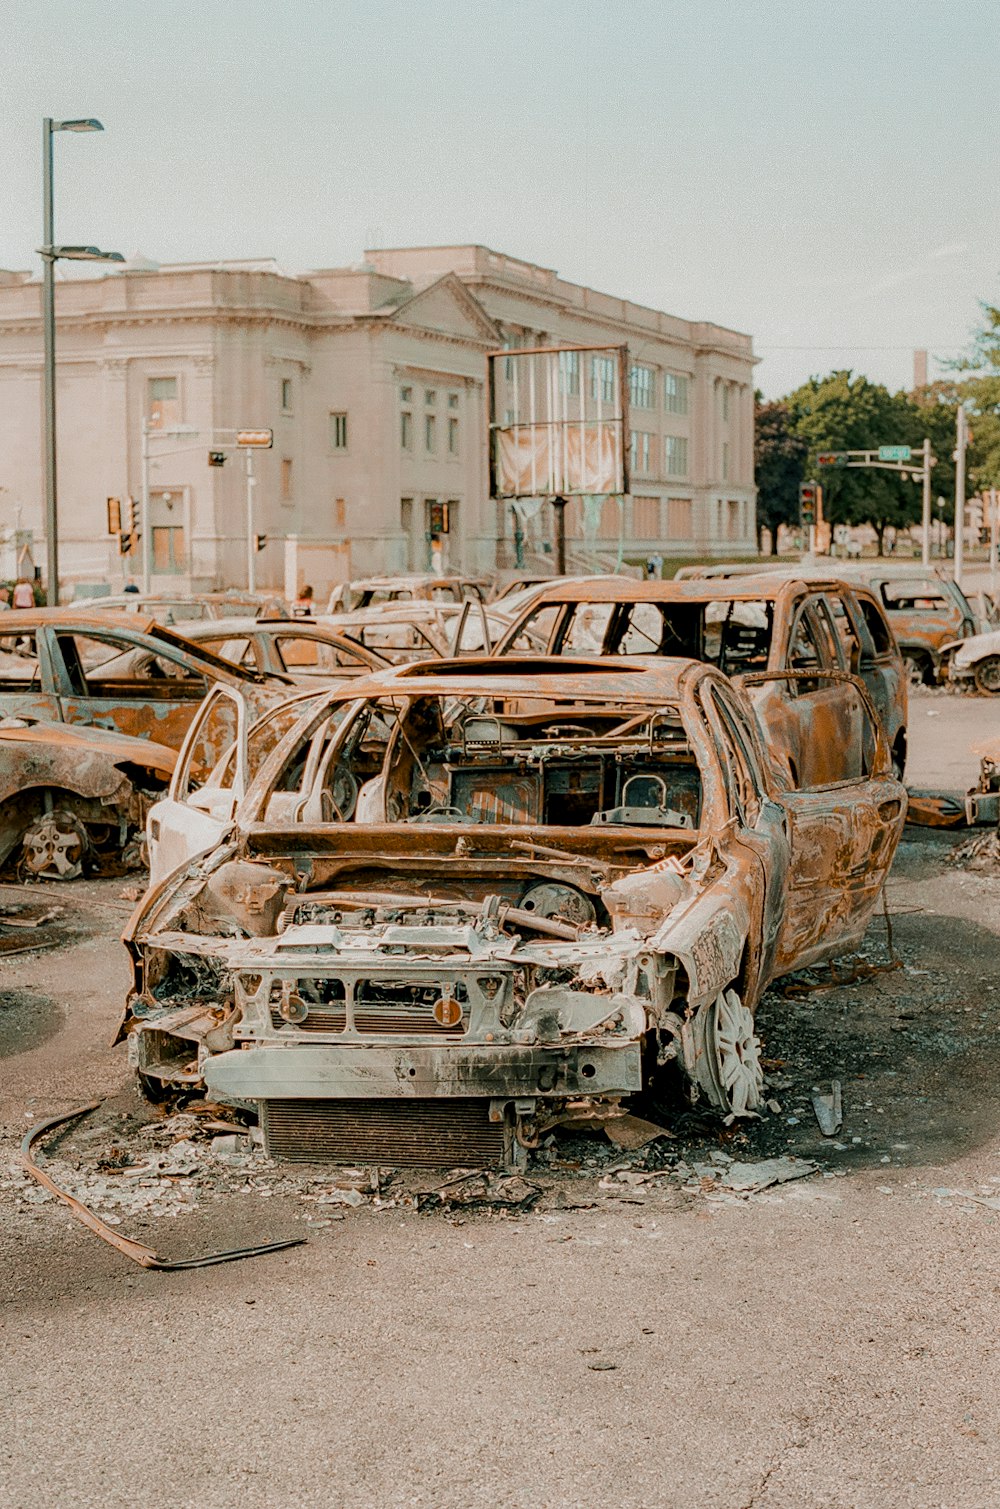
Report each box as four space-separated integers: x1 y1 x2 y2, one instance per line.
785 371 930 545
948 302 1000 491
754 398 808 552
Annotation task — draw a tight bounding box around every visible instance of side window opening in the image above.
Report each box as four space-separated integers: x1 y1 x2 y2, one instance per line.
0 631 41 690
857 598 893 656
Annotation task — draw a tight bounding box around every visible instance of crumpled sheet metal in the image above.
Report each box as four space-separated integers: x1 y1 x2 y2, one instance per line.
19 1102 306 1270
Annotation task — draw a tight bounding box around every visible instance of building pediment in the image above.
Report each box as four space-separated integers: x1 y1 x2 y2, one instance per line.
379 273 499 344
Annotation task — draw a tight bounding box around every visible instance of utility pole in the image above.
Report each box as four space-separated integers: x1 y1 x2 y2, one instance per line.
990 487 998 602
920 437 933 568
140 418 152 594
552 496 567 574
954 406 967 587
42 121 56 603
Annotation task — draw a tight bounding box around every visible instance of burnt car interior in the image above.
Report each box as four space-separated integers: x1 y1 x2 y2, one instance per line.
0 632 41 687
299 693 703 830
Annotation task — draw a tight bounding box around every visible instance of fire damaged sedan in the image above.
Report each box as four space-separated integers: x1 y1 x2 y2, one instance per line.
122 660 906 1166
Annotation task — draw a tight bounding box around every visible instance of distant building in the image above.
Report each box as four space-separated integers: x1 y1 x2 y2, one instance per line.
0 247 757 594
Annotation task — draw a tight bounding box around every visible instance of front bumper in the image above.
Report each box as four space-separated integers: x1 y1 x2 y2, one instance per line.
202 1040 642 1102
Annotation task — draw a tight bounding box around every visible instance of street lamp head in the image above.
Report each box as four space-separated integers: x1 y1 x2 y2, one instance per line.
55 118 104 133
42 244 125 262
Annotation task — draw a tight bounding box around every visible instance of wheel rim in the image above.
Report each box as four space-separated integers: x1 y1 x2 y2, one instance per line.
713 988 763 1114
21 812 86 880
975 657 1000 694
691 987 763 1115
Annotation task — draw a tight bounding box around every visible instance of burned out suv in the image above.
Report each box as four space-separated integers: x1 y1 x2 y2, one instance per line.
491 575 908 780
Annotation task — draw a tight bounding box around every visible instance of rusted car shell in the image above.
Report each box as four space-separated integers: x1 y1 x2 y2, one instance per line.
492 574 907 779
0 609 287 757
0 720 176 870
672 561 978 683
123 659 906 1157
326 575 489 614
178 617 390 681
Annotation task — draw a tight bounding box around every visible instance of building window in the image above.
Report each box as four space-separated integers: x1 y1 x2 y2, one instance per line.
722 441 730 481
334 497 347 530
664 373 689 415
400 385 412 402
330 412 348 450
666 497 693 539
558 351 580 397
665 436 688 477
448 417 459 455
401 410 413 450
425 389 436 406
425 414 436 451
281 378 293 412
281 458 293 501
633 496 661 538
448 392 459 409
629 364 655 409
591 356 615 403
721 384 731 422
630 432 651 475
147 376 178 430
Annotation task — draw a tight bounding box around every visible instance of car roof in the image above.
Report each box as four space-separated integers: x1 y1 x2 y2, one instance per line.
1 608 165 633
321 655 703 704
515 575 826 605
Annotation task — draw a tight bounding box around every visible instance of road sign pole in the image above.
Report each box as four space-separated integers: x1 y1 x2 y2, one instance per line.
990 488 998 601
921 437 932 568
246 447 256 593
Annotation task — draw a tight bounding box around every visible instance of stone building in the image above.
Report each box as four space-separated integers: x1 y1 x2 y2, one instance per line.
0 246 757 595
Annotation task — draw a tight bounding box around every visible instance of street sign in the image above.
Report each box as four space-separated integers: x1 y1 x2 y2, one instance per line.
236 429 274 448
878 445 911 461
208 450 227 467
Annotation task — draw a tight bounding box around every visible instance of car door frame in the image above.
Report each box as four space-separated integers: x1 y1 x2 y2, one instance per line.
146 684 248 887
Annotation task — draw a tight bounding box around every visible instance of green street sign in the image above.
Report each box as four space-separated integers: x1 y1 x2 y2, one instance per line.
878 445 911 462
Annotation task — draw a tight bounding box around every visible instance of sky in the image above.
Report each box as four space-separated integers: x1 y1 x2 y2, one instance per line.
2 0 997 398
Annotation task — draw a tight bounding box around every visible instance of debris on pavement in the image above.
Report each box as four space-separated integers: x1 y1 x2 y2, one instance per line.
18 1102 307 1271
717 1156 818 1193
604 1113 675 1150
416 1169 544 1213
811 1080 844 1136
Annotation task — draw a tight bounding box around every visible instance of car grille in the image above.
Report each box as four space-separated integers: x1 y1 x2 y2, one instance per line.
261 1097 506 1166
268 979 471 1036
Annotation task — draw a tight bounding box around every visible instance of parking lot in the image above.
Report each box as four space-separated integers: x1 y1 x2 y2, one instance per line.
1 689 999 1508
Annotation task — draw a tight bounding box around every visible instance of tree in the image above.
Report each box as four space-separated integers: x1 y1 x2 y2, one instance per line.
787 371 926 555
949 300 1000 493
754 395 807 553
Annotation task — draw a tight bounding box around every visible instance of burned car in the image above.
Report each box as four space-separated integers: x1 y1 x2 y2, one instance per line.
0 609 289 757
0 718 175 879
122 660 906 1166
490 575 908 782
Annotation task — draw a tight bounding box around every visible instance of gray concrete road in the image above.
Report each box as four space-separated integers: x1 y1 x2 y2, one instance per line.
3 700 1000 1508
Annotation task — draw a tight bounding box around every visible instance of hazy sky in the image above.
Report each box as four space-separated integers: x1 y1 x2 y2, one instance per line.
3 0 996 397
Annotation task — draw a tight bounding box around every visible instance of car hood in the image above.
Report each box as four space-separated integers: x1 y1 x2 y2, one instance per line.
952 630 1000 668
0 717 177 774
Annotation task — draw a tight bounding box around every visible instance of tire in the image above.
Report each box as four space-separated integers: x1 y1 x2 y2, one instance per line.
904 653 931 688
973 656 1000 695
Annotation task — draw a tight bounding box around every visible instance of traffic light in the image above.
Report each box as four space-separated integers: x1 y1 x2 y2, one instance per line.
817 452 848 467
208 450 227 467
799 481 817 527
254 532 267 553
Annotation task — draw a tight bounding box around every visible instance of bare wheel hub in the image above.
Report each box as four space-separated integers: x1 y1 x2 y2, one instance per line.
21 810 88 880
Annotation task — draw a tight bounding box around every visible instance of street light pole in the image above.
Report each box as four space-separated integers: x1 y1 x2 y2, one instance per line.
38 117 121 606
42 120 57 603
921 436 932 569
